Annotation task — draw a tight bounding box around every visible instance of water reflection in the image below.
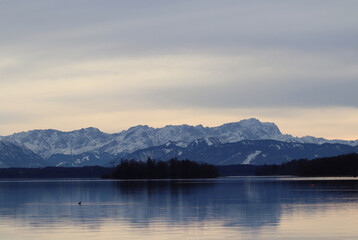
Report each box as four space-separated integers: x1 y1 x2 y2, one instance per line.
1 177 358 239
127 178 358 228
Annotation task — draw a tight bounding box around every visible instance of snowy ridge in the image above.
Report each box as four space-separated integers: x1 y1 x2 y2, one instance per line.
242 151 262 165
0 140 44 167
2 118 358 161
127 139 358 165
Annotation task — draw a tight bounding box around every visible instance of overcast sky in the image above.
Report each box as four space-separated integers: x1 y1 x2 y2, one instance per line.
1 0 358 139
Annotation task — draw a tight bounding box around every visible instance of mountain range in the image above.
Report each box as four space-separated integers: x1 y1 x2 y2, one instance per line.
1 118 357 167
127 138 358 165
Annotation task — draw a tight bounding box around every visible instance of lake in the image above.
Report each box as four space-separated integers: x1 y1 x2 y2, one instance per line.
1 177 358 239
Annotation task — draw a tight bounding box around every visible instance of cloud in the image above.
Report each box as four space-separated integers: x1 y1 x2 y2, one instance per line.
0 1 357 139
23 51 355 109
2 52 357 120
2 1 358 57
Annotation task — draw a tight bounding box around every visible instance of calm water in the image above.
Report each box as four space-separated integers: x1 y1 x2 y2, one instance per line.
1 177 358 239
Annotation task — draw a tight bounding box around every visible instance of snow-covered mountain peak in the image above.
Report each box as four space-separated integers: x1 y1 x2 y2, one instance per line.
2 118 357 161
127 125 150 131
238 118 281 136
73 127 101 133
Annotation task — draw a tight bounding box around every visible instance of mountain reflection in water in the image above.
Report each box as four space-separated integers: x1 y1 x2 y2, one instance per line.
1 177 358 239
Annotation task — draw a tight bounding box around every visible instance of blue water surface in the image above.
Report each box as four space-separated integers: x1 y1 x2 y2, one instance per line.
1 177 358 239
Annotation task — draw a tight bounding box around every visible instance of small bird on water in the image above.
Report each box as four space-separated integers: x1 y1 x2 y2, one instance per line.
78 201 81 205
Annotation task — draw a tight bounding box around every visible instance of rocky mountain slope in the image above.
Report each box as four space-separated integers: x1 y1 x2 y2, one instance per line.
2 119 283 158
0 141 45 168
1 118 357 167
4 119 358 161
126 138 358 165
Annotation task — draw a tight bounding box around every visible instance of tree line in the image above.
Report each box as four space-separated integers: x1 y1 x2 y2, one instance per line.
0 166 112 178
256 153 358 177
104 158 219 179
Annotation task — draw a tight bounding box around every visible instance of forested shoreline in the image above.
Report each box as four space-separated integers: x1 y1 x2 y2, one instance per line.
0 166 112 178
103 158 219 179
0 158 218 179
0 154 357 178
256 153 358 176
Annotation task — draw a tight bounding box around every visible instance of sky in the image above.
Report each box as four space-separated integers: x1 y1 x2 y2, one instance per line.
0 0 358 139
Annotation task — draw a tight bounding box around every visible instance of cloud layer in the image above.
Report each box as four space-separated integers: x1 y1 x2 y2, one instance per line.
0 1 357 139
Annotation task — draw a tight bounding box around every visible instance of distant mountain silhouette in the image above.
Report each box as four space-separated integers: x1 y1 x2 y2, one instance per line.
127 139 358 165
0 119 357 167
